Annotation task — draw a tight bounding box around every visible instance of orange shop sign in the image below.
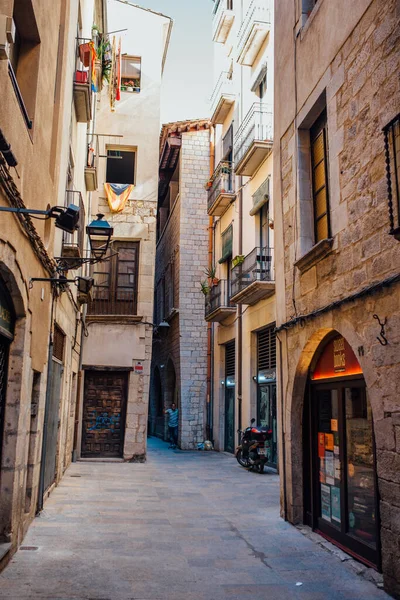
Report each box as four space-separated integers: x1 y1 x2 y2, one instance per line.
311 336 362 380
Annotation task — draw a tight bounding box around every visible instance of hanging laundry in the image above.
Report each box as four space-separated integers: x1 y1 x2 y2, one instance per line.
104 183 134 213
115 38 122 102
90 41 97 92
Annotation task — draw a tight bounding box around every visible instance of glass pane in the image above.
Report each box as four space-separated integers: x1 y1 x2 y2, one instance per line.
317 389 341 527
314 161 326 193
315 188 327 219
258 386 270 428
345 387 376 547
312 131 325 165
316 214 329 241
117 247 137 261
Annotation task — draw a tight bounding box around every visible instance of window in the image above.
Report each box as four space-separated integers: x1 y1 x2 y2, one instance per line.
260 202 269 250
383 113 400 239
106 148 136 185
8 0 40 130
121 56 141 92
88 242 139 315
310 110 330 243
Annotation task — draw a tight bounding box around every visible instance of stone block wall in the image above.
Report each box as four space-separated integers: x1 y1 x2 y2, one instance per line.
179 129 210 449
274 0 400 595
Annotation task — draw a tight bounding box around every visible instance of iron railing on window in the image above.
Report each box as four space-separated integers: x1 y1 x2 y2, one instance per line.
74 37 93 93
237 0 271 56
210 71 234 117
208 161 235 212
205 280 234 317
62 190 85 256
383 113 400 237
234 103 273 166
87 289 138 316
230 246 274 298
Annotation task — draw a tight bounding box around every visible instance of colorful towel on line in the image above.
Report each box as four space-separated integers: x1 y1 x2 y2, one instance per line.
104 183 134 213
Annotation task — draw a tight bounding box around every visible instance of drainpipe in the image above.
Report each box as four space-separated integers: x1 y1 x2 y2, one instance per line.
37 290 56 514
207 125 215 442
237 0 244 439
277 333 287 520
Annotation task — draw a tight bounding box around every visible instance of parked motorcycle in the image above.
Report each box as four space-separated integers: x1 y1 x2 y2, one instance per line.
236 418 272 473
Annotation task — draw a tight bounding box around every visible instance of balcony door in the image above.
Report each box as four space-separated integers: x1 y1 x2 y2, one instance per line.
89 241 139 315
224 341 235 453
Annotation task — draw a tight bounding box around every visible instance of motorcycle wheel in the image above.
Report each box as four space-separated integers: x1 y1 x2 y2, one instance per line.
236 449 250 468
257 463 265 474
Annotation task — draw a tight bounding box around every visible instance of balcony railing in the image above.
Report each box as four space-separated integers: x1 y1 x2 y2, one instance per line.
207 161 235 216
73 38 93 123
234 103 273 175
205 280 236 322
210 71 235 124
237 0 271 65
213 0 235 43
61 190 85 266
230 246 274 304
87 290 138 316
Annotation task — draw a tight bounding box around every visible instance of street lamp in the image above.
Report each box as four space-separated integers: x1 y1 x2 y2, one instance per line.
0 204 80 233
86 213 114 259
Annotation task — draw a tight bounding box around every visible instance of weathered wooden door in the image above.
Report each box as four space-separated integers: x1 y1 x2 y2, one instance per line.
82 371 128 458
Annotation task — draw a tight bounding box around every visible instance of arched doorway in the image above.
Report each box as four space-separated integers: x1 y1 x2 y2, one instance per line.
153 366 164 438
0 277 15 472
303 332 379 568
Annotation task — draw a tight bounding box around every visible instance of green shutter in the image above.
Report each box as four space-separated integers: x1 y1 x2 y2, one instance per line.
219 224 233 263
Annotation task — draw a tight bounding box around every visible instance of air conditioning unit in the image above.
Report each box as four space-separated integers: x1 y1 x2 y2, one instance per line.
0 15 15 60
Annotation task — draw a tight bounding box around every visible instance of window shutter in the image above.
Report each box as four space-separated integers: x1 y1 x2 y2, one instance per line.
225 341 235 378
257 326 276 372
219 224 233 263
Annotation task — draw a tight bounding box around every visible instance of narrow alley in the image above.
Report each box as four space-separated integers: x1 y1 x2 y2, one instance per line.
0 439 389 600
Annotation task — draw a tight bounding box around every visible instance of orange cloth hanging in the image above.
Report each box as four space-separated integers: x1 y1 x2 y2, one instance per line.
104 183 134 213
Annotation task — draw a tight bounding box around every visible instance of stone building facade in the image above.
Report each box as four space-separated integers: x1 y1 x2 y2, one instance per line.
149 120 210 450
0 0 104 569
78 2 172 461
207 0 277 462
273 0 400 595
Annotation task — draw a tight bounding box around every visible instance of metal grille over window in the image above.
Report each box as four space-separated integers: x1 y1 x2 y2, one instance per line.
257 325 276 377
53 325 65 362
225 341 235 378
220 224 233 263
383 113 400 240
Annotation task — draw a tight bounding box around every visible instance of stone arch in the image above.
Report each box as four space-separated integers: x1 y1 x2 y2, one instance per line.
284 322 377 525
0 242 29 543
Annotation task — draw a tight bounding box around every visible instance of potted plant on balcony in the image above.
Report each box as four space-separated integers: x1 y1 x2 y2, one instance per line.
204 265 219 286
200 280 210 296
232 254 245 267
205 180 213 191
125 80 135 92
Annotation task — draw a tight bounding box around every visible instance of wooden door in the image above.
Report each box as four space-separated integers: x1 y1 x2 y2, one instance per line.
82 371 128 457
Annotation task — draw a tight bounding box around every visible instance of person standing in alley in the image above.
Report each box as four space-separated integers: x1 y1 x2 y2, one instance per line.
164 403 179 449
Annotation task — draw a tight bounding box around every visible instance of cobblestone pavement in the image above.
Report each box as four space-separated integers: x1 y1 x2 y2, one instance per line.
0 438 390 600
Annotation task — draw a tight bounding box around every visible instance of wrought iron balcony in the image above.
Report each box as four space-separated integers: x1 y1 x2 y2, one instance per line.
237 0 272 66
234 103 273 176
230 246 274 305
60 191 85 269
207 161 236 216
84 136 98 192
73 38 93 123
205 280 236 322
210 71 235 125
213 0 235 44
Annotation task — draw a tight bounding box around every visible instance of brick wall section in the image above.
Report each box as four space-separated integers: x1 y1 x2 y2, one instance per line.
150 128 210 449
179 129 210 449
276 1 400 596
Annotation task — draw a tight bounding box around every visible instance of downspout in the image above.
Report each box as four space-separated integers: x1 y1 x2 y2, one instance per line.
237 0 244 439
277 333 287 520
207 125 215 442
37 290 56 513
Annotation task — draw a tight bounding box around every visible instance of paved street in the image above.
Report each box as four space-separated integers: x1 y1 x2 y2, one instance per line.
0 438 390 600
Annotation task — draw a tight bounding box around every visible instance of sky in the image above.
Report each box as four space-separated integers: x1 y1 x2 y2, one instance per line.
120 0 214 124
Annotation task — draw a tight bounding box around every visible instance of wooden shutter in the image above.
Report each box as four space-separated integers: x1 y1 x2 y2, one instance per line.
257 326 276 371
225 341 235 378
310 110 330 243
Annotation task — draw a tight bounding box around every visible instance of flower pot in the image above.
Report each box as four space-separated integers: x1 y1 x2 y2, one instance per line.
121 86 127 91
75 70 88 83
79 43 91 68
127 87 134 92
212 278 220 286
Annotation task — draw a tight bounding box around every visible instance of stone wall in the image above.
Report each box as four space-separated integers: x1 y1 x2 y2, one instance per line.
179 130 210 449
274 0 400 595
150 127 210 449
